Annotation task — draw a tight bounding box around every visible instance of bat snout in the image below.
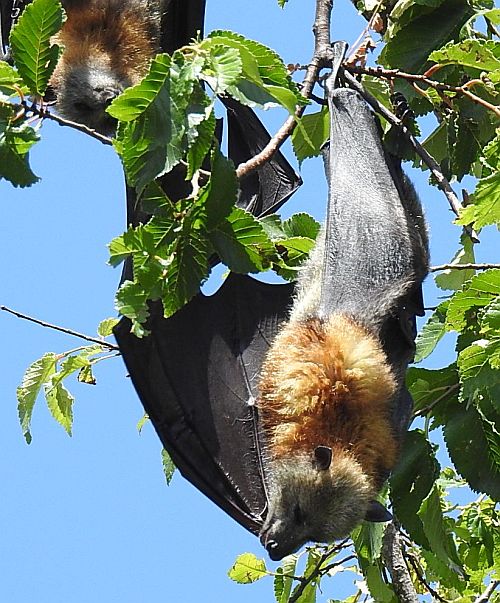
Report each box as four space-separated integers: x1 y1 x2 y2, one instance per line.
260 523 301 561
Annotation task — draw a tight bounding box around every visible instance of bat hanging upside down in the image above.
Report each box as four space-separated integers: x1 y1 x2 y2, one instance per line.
110 43 428 560
258 67 429 558
49 0 164 133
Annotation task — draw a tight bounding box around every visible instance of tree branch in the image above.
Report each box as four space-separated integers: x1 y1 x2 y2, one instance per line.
0 305 119 350
16 101 113 146
382 522 419 603
236 0 334 179
347 65 500 117
430 263 500 272
341 70 477 241
475 580 500 603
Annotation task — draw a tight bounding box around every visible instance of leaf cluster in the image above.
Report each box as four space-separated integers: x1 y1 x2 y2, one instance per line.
17 318 119 443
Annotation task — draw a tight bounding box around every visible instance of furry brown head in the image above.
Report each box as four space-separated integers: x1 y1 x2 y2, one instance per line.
50 0 162 133
258 314 397 559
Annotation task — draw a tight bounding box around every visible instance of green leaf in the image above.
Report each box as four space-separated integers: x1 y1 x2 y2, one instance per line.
282 213 320 240
483 8 500 24
420 548 463 592
115 280 151 337
390 430 440 547
353 518 387 564
292 107 329 163
137 413 149 433
449 101 495 182
0 61 27 94
429 39 500 72
261 214 287 241
380 0 474 73
361 76 392 120
435 235 476 291
161 448 176 485
443 398 500 500
481 296 500 338
186 110 216 179
77 365 96 385
44 379 74 436
17 352 58 443
418 484 464 573
108 222 160 268
446 270 500 331
0 135 40 187
97 317 120 338
51 346 103 386
479 128 500 177
275 236 315 280
203 31 302 113
414 302 449 362
0 119 40 187
386 0 445 38
10 0 64 95
210 207 275 273
458 341 500 398
110 53 207 192
203 147 238 230
456 171 500 230
407 364 459 417
275 555 298 603
201 44 242 93
160 227 211 318
364 566 396 603
228 553 268 584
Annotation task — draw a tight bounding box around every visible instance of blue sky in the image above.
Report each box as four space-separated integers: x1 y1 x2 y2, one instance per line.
1 1 498 601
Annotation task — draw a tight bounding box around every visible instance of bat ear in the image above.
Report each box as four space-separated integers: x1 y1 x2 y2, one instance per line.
313 445 332 470
365 500 393 523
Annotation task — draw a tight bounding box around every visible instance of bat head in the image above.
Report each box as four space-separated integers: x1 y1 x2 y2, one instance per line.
259 446 390 561
49 0 161 134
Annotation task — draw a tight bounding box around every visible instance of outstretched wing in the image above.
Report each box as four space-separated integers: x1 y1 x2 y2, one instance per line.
114 274 293 533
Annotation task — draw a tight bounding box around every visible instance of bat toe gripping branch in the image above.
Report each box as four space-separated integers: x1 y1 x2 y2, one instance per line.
327 40 348 92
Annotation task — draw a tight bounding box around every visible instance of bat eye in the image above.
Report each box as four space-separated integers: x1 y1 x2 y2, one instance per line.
293 504 305 525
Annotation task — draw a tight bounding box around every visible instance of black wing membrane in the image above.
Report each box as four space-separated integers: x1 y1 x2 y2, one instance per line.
224 96 303 217
322 72 428 442
114 274 293 533
116 1 302 531
0 0 17 60
161 0 206 54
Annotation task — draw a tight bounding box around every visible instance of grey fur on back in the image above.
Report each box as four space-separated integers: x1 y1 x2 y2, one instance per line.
292 87 429 331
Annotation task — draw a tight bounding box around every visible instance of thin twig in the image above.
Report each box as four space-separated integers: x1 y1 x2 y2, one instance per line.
235 0 334 179
0 305 119 350
486 19 500 38
430 263 500 272
413 383 460 418
14 101 113 146
405 551 449 603
341 70 477 241
322 554 357 573
347 0 384 63
382 522 419 603
475 580 500 603
347 65 500 117
289 545 338 603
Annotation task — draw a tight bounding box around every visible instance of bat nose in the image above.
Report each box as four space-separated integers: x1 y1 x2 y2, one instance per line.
100 87 122 107
264 539 283 561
